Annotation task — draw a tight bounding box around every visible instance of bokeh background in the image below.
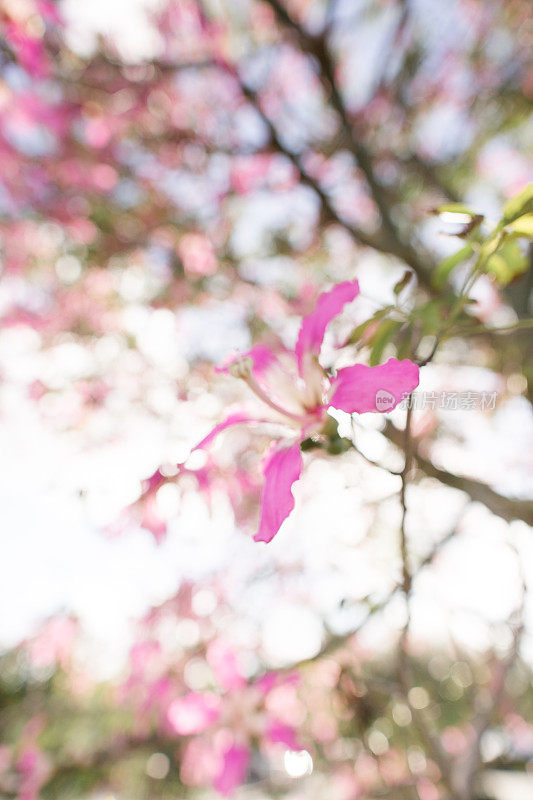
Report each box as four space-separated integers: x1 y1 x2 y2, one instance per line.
0 1 532 799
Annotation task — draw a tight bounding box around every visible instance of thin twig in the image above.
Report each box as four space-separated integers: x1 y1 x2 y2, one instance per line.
449 317 533 337
383 421 533 527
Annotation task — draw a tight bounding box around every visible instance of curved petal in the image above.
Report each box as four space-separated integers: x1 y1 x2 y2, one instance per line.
330 358 419 414
254 442 303 543
193 412 256 451
295 280 359 374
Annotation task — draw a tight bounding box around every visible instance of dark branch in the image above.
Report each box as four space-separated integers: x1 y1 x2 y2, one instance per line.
260 0 436 288
384 422 533 527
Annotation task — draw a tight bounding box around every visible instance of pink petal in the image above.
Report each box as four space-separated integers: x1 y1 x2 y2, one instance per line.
37 1 64 24
167 692 221 735
180 738 219 787
193 412 255 451
330 358 419 414
140 496 167 544
266 719 300 750
254 670 299 695
254 442 303 543
295 281 359 374
213 744 250 796
217 345 295 401
253 672 279 695
207 640 246 691
219 345 307 417
216 344 277 379
142 468 166 494
178 232 218 275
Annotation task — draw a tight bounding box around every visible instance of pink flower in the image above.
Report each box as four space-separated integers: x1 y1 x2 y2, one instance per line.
195 281 419 543
178 232 218 275
4 24 49 79
207 640 246 691
15 745 50 800
36 1 63 25
26 617 77 669
167 692 221 735
266 718 300 750
213 742 250 796
180 738 219 788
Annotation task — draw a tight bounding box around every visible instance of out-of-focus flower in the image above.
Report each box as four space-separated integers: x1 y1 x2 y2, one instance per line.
167 692 222 735
207 640 247 691
266 718 300 750
178 232 218 276
26 617 77 669
213 741 250 797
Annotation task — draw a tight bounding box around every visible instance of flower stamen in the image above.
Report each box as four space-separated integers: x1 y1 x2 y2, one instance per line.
228 357 311 423
245 373 311 423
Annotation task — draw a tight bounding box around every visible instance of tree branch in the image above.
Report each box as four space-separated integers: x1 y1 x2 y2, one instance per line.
237 78 383 251
383 422 533 527
395 401 461 798
260 0 436 288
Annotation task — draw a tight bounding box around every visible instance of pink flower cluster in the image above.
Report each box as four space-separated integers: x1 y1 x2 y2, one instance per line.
121 625 301 796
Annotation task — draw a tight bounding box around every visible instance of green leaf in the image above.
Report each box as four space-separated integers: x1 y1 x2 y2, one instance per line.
414 298 451 334
436 203 477 217
432 244 474 289
508 213 533 238
393 270 413 296
369 319 402 365
477 230 503 267
346 317 376 346
395 327 414 360
485 240 528 285
502 183 533 224
347 306 394 345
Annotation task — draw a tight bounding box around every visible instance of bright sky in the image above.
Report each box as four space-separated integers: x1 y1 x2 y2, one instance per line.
61 0 165 62
2 270 533 678
1 0 532 681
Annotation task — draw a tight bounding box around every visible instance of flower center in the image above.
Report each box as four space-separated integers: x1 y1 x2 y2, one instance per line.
228 356 314 424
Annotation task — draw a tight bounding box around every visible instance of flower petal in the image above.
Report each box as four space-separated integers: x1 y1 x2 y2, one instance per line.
167 692 221 735
213 743 250 796
193 412 256 451
206 640 246 691
295 280 359 374
218 345 305 408
216 345 277 381
330 358 419 414
266 719 300 750
254 442 303 543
